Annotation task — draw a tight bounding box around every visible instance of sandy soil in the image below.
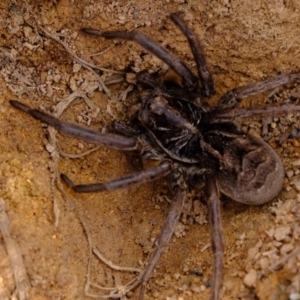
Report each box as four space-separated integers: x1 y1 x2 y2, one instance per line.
0 1 300 299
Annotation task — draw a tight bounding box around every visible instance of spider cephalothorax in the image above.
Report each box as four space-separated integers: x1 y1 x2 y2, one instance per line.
10 12 300 300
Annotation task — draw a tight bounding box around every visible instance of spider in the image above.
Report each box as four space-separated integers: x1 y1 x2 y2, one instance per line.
10 12 300 300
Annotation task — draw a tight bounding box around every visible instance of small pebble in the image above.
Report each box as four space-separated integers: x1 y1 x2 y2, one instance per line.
193 200 201 214
290 293 300 300
292 159 300 166
259 257 269 269
290 175 300 191
243 269 257 287
23 26 33 37
274 226 291 241
45 143 55 153
286 170 294 178
280 243 293 255
265 228 274 238
292 139 300 147
73 63 82 72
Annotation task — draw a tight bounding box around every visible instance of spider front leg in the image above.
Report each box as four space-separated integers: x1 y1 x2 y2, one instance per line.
9 100 137 151
170 13 215 97
81 18 198 89
218 72 300 109
205 173 223 300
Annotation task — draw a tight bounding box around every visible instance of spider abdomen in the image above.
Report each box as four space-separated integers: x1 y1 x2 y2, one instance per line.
202 130 284 205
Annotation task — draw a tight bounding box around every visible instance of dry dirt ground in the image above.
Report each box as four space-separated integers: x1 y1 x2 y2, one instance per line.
1 1 300 300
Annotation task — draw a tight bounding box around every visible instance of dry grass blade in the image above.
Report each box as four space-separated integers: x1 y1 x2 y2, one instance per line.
0 198 30 300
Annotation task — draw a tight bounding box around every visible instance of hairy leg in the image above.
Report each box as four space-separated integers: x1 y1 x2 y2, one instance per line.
136 70 160 89
170 13 215 98
211 103 300 121
217 73 300 109
139 169 186 299
81 26 198 89
61 161 172 192
205 174 223 300
10 100 138 151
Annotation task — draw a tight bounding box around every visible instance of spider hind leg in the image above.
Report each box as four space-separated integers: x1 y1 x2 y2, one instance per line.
61 161 172 193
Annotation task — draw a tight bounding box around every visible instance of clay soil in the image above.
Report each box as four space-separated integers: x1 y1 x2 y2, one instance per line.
0 1 300 300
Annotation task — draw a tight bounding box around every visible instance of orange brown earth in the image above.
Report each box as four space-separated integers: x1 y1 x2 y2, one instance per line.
0 1 300 299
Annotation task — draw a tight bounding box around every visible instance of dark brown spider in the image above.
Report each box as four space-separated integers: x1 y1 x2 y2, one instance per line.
10 12 300 300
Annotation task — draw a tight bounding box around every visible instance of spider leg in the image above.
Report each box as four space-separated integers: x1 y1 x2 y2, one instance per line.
9 100 137 151
61 161 172 192
136 70 159 89
81 28 198 89
113 121 143 137
211 103 300 121
170 13 215 98
218 73 300 109
205 173 223 300
139 169 186 299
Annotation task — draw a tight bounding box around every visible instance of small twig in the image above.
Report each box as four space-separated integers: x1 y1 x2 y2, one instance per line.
200 242 211 252
269 245 300 271
0 46 15 61
117 84 134 101
36 25 124 98
90 44 116 57
37 25 123 74
58 146 101 159
93 247 141 274
52 89 86 116
0 198 30 300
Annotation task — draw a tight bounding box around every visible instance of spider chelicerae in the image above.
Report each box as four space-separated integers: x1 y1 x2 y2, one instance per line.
10 12 300 300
